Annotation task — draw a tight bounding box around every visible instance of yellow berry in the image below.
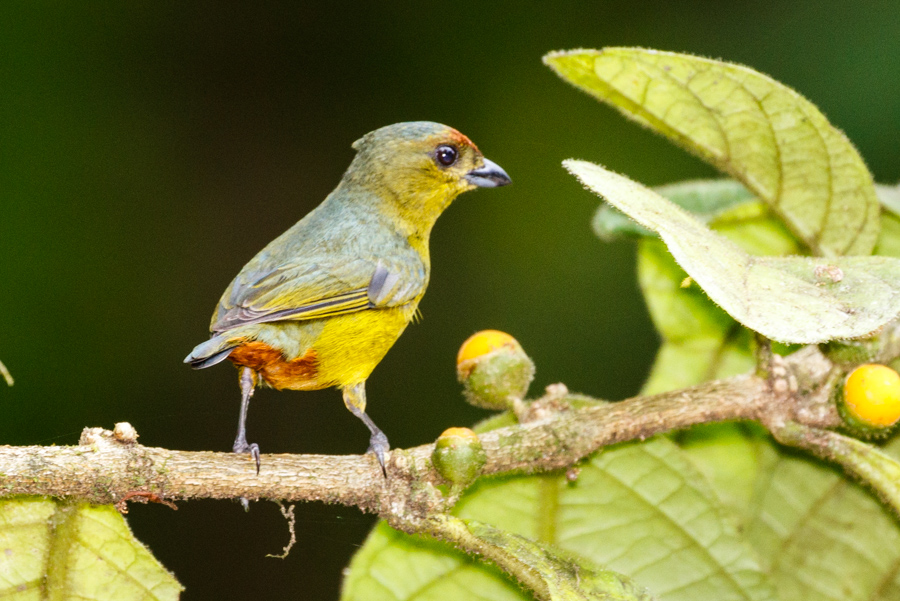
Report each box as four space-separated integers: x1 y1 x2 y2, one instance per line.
456 330 535 410
457 330 517 365
438 427 480 442
843 364 900 427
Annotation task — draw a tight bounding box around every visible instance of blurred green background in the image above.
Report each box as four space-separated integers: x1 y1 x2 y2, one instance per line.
2 1 898 598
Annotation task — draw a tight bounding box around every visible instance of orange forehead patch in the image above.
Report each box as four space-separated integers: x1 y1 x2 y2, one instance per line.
448 129 479 153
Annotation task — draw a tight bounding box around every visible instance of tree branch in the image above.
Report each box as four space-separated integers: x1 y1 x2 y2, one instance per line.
0 343 847 525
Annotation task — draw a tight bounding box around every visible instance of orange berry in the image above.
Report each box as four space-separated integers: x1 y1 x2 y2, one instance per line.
843 364 900 428
457 330 517 365
456 330 534 410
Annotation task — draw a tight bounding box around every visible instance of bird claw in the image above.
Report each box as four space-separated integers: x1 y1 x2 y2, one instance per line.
367 431 390 476
234 441 262 475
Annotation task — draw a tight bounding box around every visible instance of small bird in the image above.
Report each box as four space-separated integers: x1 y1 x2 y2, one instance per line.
185 121 510 472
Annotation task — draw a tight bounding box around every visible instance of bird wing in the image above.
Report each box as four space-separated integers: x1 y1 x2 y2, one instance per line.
210 254 427 333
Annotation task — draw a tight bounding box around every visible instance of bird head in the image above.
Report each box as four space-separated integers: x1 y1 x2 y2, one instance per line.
345 122 510 235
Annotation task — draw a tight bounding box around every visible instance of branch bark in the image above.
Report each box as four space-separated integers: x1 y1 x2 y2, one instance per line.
0 344 844 525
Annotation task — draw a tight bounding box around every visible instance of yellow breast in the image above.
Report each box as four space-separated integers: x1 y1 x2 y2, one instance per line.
306 302 419 389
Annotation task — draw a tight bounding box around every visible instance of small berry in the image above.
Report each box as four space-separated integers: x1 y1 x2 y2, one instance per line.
841 364 900 431
432 427 487 486
456 330 535 410
457 330 518 365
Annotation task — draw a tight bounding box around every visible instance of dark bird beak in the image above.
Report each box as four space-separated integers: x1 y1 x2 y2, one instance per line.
465 158 511 188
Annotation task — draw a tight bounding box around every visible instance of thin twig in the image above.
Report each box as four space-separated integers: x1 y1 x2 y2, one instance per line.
267 502 297 559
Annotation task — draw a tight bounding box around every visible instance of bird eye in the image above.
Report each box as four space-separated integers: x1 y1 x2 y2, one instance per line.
435 144 459 167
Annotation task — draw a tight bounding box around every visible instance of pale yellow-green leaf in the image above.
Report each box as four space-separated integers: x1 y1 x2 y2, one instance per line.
636 238 754 395
875 211 900 258
743 436 900 601
0 360 12 387
462 518 653 601
599 181 898 259
340 522 523 601
565 160 900 343
342 438 775 601
675 424 770 522
0 498 182 600
641 336 754 397
634 190 796 397
877 183 900 218
669 424 900 601
593 180 756 241
545 48 880 257
637 239 734 344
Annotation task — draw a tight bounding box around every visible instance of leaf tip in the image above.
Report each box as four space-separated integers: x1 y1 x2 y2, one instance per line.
562 158 601 182
542 48 602 81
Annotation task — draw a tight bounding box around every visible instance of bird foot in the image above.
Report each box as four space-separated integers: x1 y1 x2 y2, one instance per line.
367 431 390 476
233 440 261 475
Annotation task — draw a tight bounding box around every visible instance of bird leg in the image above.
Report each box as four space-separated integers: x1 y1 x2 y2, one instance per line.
342 382 390 475
233 367 261 475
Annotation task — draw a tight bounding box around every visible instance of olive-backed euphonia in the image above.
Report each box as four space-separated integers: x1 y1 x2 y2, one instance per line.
185 121 510 471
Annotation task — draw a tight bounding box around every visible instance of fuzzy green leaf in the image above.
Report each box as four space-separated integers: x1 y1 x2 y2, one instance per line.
435 516 655 601
635 189 799 396
690 430 900 601
342 438 775 601
0 360 11 387
545 48 880 257
0 497 182 600
877 183 900 218
676 424 771 521
593 180 755 241
566 160 900 343
775 424 900 521
672 422 900 601
875 211 900 258
636 239 754 394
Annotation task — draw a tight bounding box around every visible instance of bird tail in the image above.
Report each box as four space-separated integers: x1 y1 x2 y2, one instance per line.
184 335 238 369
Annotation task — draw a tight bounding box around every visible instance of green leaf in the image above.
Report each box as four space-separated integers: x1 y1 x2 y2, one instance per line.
593 180 755 241
642 336 754 397
342 438 775 601
636 238 754 395
674 424 900 601
0 497 182 600
634 190 797 396
774 423 900 521
426 516 655 601
637 239 734 344
0 360 11 387
467 519 653 601
675 424 770 522
874 211 900 258
707 202 801 257
565 160 900 344
340 521 525 601
877 183 900 218
545 48 880 257
593 205 653 240
746 435 900 600
599 181 899 256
